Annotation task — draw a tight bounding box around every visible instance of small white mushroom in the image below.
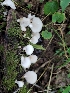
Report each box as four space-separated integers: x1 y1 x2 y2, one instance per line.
28 13 35 20
30 32 40 44
31 32 40 39
30 36 38 44
17 17 30 31
29 55 38 63
21 56 31 69
29 16 43 33
21 56 24 63
1 0 16 9
24 71 37 84
15 80 24 87
23 44 34 55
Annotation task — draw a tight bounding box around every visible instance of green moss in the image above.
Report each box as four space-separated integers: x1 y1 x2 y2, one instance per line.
19 85 30 93
3 50 19 91
0 45 4 52
8 26 22 37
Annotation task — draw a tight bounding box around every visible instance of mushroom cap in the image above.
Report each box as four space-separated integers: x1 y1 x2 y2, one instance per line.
23 45 34 55
17 17 30 27
24 71 37 84
21 24 26 31
21 56 31 69
28 13 35 20
22 17 30 27
1 0 16 9
15 80 24 87
17 17 30 31
21 56 24 63
30 36 38 44
31 32 40 39
29 17 43 33
29 55 38 63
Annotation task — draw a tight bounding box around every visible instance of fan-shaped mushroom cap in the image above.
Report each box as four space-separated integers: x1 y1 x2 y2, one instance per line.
17 17 30 31
21 56 31 69
28 13 35 20
1 0 16 9
24 71 37 84
23 45 34 55
29 55 38 63
29 17 43 33
15 80 24 87
31 32 40 39
30 36 38 44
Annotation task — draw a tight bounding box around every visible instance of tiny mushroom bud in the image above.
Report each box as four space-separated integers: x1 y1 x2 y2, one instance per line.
24 71 37 84
23 44 34 55
21 56 31 69
29 55 38 63
15 80 24 87
1 0 16 9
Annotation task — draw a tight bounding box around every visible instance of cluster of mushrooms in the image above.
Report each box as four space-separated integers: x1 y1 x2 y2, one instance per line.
1 0 43 89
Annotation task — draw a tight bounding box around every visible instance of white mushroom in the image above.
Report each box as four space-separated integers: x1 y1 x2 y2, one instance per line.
31 32 40 39
15 80 24 87
1 0 16 9
17 17 30 31
28 13 35 20
24 71 37 84
30 32 40 44
30 36 38 44
21 56 31 69
29 16 43 33
29 55 38 63
23 44 34 55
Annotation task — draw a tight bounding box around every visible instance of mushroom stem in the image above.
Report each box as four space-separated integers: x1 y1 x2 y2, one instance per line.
33 84 43 90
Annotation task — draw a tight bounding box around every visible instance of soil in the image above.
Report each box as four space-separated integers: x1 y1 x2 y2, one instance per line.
0 0 70 93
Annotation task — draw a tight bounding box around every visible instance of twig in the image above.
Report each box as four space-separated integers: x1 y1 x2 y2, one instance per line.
58 24 68 59
27 63 51 93
47 64 54 93
35 57 55 73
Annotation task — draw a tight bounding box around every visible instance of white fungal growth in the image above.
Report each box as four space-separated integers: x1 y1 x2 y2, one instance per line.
24 71 37 84
17 17 30 31
28 13 35 20
29 55 38 63
1 0 16 9
31 32 40 39
30 36 38 44
29 16 43 33
21 55 24 63
21 56 31 69
30 32 40 44
15 80 24 87
23 45 34 55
